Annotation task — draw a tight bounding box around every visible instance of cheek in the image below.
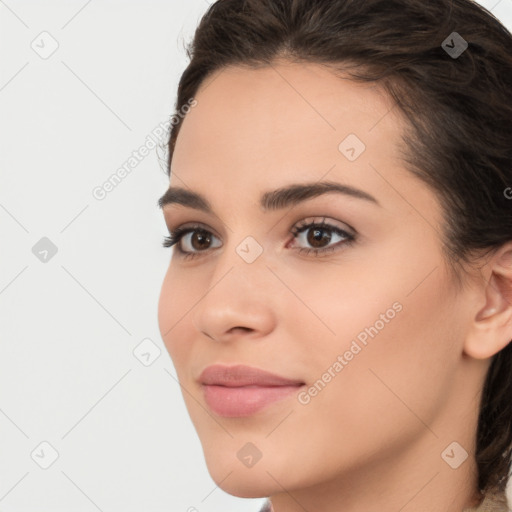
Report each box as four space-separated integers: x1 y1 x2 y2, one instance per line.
277 275 460 484
157 268 195 366
330 273 457 426
284 245 459 419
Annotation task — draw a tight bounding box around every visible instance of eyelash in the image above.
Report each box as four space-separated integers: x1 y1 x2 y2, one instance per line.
162 218 356 260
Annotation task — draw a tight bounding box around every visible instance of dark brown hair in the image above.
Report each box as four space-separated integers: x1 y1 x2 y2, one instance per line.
164 0 512 502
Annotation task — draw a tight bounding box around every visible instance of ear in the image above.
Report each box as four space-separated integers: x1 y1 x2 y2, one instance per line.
464 243 512 360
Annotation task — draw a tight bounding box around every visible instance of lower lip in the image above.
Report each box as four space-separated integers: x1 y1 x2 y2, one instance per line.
202 384 303 417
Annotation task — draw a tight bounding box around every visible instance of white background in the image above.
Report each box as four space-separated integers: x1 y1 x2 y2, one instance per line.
1 1 511 511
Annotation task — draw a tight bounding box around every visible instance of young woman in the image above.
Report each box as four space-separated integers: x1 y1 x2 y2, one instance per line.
157 0 512 510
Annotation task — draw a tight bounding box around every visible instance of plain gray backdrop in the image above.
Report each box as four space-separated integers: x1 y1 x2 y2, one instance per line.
1 1 511 511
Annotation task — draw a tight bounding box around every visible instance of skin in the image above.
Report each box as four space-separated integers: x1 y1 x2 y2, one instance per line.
157 60 512 512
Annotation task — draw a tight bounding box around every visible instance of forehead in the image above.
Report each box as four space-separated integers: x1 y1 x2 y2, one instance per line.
170 61 409 201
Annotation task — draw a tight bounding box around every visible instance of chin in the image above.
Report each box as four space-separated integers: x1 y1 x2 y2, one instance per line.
208 467 270 497
202 453 285 498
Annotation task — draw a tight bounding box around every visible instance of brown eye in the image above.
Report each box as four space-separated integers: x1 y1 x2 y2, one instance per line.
189 230 213 250
289 219 356 257
162 219 356 260
306 227 333 248
162 224 222 259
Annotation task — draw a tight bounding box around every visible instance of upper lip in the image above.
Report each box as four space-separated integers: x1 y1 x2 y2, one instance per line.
199 364 305 387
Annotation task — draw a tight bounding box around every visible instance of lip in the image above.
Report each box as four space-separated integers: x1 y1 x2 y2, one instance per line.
199 364 304 387
199 364 305 417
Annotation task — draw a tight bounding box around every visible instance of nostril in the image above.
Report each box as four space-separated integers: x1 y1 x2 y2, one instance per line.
230 326 252 334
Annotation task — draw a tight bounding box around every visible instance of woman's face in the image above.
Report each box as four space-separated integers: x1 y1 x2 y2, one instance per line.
158 62 481 501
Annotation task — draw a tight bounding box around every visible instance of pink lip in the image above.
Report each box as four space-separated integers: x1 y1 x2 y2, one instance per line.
199 364 305 417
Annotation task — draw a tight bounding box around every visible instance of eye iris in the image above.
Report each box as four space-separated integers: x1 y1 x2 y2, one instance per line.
307 227 331 248
192 231 211 250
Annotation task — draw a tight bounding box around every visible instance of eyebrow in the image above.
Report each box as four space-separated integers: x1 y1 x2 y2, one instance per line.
157 181 380 214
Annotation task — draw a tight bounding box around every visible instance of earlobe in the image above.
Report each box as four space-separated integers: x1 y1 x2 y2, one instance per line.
464 244 512 360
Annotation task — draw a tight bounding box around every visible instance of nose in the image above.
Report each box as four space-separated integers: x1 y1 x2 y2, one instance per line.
191 251 277 343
